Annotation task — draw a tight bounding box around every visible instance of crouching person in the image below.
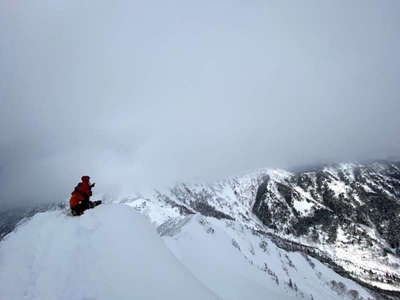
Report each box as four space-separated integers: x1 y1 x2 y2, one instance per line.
70 176 102 216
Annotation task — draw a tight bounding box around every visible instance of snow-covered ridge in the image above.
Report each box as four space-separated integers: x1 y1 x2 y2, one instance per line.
0 205 218 300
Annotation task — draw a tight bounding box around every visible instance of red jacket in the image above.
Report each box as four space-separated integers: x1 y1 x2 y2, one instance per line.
69 180 93 208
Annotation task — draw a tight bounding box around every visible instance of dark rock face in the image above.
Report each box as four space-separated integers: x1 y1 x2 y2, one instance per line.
190 201 235 220
253 161 400 249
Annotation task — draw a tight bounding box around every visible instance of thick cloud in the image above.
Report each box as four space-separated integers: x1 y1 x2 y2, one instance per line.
1 0 399 207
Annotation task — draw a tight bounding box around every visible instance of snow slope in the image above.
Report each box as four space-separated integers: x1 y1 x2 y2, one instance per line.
160 215 375 300
161 216 296 300
0 205 218 300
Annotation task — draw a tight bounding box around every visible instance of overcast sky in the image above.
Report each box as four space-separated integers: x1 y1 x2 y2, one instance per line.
1 0 399 208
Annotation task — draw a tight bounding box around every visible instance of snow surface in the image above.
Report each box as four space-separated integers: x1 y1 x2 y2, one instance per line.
292 199 314 216
163 216 297 300
0 205 218 300
161 215 373 300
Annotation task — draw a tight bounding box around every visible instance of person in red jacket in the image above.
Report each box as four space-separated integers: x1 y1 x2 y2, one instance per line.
70 176 101 216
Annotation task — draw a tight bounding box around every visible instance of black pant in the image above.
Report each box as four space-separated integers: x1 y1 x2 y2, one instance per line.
71 200 102 216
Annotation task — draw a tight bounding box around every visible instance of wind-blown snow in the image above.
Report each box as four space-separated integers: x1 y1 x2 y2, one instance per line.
0 205 218 300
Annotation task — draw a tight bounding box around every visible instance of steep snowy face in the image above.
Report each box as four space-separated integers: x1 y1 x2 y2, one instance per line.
253 161 400 295
254 162 400 242
160 215 375 300
121 168 275 229
0 205 218 300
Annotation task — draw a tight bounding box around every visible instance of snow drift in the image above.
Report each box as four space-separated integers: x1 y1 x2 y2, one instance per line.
0 204 218 300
